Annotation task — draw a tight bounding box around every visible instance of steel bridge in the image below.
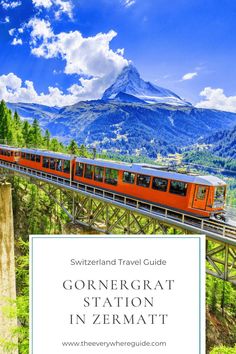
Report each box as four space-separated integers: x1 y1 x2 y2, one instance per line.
1 160 236 284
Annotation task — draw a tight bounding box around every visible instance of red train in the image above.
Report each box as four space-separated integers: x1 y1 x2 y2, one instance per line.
0 144 227 219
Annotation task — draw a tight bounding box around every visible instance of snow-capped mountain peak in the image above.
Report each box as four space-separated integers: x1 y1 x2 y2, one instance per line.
102 64 191 106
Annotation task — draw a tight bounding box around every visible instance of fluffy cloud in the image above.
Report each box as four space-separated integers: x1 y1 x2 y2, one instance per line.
123 0 136 7
182 72 198 81
1 1 21 10
32 0 52 8
196 87 236 113
9 28 16 36
2 13 128 105
0 16 10 23
27 18 128 100
0 72 78 107
28 18 53 42
32 0 73 19
11 38 23 45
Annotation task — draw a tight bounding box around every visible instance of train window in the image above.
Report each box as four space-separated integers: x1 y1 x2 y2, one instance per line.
94 166 104 182
169 181 188 196
214 186 226 205
84 164 94 179
35 155 40 163
137 174 150 188
21 152 25 159
56 159 63 171
123 171 135 184
105 168 118 185
64 160 70 173
43 157 49 168
75 162 84 177
31 154 35 161
152 177 168 192
196 186 206 200
26 153 31 160
1 149 10 156
50 158 56 170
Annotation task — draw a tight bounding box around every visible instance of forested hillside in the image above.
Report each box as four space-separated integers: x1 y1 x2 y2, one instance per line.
183 150 236 172
204 125 236 159
0 100 236 353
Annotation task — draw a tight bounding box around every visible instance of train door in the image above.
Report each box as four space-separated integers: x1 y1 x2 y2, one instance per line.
13 151 20 163
193 185 209 210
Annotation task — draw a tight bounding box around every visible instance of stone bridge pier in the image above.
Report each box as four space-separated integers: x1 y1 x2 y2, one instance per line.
0 182 18 353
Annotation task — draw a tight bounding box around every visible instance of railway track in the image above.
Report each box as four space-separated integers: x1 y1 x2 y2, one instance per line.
0 160 236 243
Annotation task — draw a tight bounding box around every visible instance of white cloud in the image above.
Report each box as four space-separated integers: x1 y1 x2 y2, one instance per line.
32 0 52 8
2 16 10 23
27 19 128 101
196 87 236 113
0 72 78 107
2 14 129 105
11 37 23 45
32 0 73 19
182 72 198 81
28 18 53 43
123 0 136 7
9 28 15 36
54 0 73 19
1 1 21 10
116 48 125 56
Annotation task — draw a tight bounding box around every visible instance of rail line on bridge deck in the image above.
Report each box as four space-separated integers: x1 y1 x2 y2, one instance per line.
0 159 236 244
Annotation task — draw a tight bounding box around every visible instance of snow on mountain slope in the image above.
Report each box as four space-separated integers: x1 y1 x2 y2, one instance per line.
102 64 191 106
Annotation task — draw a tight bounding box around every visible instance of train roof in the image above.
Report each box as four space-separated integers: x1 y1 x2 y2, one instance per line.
0 144 21 152
20 148 73 160
76 157 226 186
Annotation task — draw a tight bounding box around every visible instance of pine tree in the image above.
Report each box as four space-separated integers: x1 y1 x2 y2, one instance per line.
50 138 62 152
22 121 31 147
13 111 24 146
44 130 51 150
29 119 43 148
67 139 79 155
0 100 14 144
78 144 89 157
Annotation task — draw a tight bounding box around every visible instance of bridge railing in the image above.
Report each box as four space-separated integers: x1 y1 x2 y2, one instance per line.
0 159 236 243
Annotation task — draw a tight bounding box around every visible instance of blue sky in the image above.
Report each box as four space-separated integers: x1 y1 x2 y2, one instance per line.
0 0 235 111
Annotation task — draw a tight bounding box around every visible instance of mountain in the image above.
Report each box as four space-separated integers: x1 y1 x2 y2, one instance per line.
7 100 236 157
7 102 60 124
102 64 190 106
6 65 236 157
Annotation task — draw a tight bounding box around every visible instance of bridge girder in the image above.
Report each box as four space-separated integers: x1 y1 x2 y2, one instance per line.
32 179 236 285
34 180 171 235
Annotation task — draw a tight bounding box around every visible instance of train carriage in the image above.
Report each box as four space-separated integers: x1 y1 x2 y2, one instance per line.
18 148 74 179
73 157 227 218
0 144 21 163
0 144 227 220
